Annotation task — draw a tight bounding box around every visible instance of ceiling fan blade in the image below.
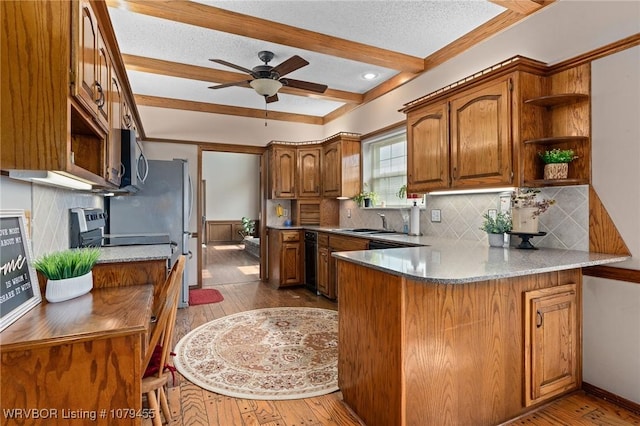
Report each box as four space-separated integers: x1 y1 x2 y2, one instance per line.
281 78 328 93
208 80 251 89
266 94 279 104
272 55 308 78
209 59 254 75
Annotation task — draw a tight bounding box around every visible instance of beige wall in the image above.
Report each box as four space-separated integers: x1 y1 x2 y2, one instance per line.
583 46 640 403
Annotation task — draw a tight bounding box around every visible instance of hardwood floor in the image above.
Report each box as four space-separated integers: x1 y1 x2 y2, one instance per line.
155 246 640 426
201 242 260 286
167 281 363 426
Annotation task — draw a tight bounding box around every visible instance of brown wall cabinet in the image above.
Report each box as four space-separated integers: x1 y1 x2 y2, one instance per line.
1 0 133 189
297 146 322 198
406 76 514 193
267 133 360 204
269 145 297 199
403 57 591 193
521 64 591 186
322 134 361 199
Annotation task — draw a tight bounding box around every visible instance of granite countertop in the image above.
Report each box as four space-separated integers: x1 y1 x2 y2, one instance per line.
332 238 629 284
267 225 630 282
97 244 172 264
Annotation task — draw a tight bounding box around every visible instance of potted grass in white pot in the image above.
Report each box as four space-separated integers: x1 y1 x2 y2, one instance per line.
33 248 100 303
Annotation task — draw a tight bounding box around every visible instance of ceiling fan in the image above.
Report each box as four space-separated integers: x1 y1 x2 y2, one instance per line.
208 51 328 103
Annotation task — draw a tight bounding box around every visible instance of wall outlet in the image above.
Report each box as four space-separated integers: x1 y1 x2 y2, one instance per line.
431 209 441 222
283 209 288 217
488 209 497 220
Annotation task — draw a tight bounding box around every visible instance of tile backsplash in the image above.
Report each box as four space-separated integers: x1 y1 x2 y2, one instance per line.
31 185 102 257
340 185 589 251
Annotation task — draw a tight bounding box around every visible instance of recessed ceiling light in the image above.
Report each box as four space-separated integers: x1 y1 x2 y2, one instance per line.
362 72 378 80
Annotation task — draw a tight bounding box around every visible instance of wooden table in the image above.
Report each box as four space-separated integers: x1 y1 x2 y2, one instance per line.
1 285 154 425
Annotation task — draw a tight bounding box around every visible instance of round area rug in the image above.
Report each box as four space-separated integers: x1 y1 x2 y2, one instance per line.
173 307 338 400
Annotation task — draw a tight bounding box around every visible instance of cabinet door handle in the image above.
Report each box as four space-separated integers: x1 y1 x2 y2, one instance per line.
95 81 105 108
536 310 543 328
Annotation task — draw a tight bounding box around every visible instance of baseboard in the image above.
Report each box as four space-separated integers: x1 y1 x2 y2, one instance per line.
582 382 640 415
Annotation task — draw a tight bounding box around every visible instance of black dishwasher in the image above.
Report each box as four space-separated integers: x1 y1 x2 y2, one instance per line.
304 231 317 293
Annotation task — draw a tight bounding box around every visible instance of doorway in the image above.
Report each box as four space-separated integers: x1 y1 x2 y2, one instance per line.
198 148 264 287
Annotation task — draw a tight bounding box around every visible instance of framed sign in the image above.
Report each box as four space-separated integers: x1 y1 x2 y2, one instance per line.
0 210 42 332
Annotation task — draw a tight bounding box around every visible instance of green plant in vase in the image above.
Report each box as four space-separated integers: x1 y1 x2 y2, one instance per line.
240 216 256 238
480 212 512 247
538 148 578 180
34 248 100 303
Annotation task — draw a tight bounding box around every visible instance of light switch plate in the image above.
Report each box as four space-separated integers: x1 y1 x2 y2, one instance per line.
431 209 441 222
488 209 497 220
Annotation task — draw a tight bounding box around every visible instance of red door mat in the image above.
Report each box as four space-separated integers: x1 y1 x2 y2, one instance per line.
189 288 224 306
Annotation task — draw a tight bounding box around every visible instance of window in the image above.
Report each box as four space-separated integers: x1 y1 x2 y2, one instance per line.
362 128 416 207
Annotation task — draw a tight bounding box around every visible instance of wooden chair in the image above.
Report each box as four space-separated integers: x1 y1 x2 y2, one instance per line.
142 255 185 426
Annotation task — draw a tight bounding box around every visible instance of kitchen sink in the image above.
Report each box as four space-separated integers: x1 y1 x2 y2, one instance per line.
343 228 401 234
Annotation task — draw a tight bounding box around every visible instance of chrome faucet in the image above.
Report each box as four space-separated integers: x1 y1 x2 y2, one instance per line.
378 213 387 230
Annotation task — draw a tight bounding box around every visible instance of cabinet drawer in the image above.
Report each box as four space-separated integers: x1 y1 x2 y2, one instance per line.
281 230 300 242
318 233 329 246
329 235 369 251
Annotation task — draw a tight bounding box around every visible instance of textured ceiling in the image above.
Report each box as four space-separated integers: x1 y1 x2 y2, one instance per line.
106 0 536 134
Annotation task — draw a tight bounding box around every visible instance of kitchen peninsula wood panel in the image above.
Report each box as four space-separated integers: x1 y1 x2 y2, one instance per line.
0 285 154 426
337 260 583 426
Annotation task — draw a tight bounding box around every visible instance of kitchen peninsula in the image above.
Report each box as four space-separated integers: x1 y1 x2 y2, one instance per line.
333 241 628 426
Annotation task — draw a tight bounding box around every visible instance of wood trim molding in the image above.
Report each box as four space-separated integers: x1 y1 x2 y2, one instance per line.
135 94 324 125
582 382 640 415
548 33 640 73
582 265 640 285
144 137 266 154
360 121 405 141
105 0 424 72
489 0 550 15
198 143 265 155
589 185 631 256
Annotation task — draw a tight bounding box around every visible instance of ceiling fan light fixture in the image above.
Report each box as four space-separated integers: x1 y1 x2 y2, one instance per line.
250 78 283 97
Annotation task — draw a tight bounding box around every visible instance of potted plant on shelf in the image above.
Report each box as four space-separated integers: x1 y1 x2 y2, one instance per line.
538 148 578 180
480 212 512 247
33 247 100 303
511 188 555 233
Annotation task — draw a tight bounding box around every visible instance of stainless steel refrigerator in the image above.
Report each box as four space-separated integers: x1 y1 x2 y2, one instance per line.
107 159 192 307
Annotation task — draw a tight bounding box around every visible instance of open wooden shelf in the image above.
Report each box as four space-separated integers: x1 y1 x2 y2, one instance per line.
524 136 589 145
524 93 589 107
524 178 589 187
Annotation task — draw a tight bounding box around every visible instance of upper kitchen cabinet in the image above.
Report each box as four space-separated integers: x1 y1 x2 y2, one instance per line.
449 77 512 188
0 0 133 189
297 146 322 198
402 56 591 192
72 1 110 131
322 133 361 199
106 72 123 187
521 64 591 187
407 102 449 192
269 145 297 199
